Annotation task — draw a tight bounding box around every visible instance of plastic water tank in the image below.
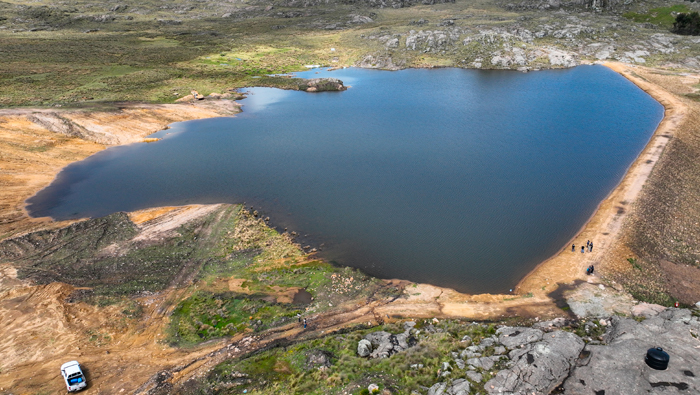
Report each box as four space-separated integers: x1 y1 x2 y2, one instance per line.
645 347 669 370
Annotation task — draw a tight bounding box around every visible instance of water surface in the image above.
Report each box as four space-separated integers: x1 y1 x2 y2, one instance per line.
27 66 663 294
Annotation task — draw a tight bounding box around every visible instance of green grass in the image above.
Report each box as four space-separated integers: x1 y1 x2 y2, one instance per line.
686 93 700 101
1 0 697 106
568 319 607 342
0 7 362 107
167 291 302 346
623 5 691 28
628 258 642 270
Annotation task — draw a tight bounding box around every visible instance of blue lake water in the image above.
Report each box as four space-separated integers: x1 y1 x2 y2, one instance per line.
27 65 663 294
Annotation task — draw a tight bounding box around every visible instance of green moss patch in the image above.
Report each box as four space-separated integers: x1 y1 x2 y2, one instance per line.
623 5 691 28
167 291 302 346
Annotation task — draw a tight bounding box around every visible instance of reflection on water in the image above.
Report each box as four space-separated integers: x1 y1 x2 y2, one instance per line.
27 66 663 294
241 87 293 112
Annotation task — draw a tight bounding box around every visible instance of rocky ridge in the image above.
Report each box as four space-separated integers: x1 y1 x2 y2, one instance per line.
356 307 700 394
358 22 697 71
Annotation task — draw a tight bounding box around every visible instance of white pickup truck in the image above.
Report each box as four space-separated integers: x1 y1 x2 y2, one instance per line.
60 361 87 392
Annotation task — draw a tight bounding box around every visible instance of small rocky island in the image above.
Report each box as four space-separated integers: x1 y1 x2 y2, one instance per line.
297 77 347 92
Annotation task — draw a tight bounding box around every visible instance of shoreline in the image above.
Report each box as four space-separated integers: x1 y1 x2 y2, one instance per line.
1 63 686 319
515 62 687 295
0 100 241 240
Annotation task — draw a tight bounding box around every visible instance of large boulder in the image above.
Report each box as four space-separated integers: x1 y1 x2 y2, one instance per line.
563 310 700 394
299 78 346 92
357 339 372 357
305 349 333 370
363 329 417 359
485 330 584 395
427 379 470 395
497 327 544 349
631 302 667 318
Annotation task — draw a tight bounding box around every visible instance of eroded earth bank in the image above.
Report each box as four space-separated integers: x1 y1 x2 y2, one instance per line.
1 62 700 394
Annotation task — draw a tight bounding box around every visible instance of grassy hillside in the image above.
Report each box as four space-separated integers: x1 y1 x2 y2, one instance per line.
2 0 700 106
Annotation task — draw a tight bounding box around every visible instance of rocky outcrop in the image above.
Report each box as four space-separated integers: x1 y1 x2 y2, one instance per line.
298 78 347 92
563 309 700 394
349 14 373 24
421 309 700 394
350 0 454 9
357 328 417 358
356 15 690 71
415 321 585 394
485 330 584 394
27 112 120 145
504 0 628 10
355 54 404 70
428 378 470 395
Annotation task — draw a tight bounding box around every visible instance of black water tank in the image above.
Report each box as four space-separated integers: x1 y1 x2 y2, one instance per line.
645 347 670 370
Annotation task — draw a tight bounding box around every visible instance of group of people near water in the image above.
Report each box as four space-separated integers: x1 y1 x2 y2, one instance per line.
571 240 595 275
572 240 594 253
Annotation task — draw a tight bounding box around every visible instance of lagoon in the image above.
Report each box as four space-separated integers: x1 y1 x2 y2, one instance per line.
27 65 663 294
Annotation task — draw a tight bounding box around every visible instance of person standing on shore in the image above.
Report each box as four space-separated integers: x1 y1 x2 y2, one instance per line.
586 240 590 248
581 246 585 253
572 244 575 252
590 242 594 252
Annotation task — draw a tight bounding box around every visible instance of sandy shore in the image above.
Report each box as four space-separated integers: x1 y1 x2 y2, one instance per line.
0 63 692 321
515 62 688 296
0 100 240 240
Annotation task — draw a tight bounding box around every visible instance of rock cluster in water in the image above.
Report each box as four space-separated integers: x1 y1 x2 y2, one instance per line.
298 78 346 92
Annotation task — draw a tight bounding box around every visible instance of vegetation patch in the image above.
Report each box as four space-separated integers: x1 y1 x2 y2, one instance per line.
623 5 691 28
568 319 607 342
0 206 243 304
673 11 700 35
167 291 302 346
173 319 501 394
